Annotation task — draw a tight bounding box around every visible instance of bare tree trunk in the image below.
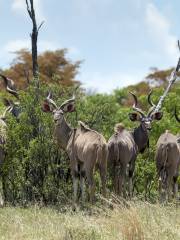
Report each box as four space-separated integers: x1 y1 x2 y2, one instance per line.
25 0 44 88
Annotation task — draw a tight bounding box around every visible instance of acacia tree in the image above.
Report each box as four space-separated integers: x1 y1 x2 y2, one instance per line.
1 49 81 89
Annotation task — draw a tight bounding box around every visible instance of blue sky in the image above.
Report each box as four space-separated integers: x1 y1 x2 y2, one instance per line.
0 0 180 92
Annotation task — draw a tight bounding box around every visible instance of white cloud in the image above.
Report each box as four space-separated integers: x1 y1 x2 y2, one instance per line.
4 39 58 53
68 46 80 57
4 39 80 57
72 0 112 16
80 71 145 93
0 39 59 68
145 3 178 60
0 38 80 69
12 0 45 22
4 39 29 52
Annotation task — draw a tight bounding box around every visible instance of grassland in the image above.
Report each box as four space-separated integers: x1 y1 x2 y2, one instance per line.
0 201 180 240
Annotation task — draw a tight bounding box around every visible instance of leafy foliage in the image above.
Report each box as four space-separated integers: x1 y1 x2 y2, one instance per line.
0 49 81 90
0 60 180 205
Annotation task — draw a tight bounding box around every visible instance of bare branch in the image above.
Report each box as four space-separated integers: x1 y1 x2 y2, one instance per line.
38 21 45 32
153 40 180 113
178 40 180 52
25 0 32 19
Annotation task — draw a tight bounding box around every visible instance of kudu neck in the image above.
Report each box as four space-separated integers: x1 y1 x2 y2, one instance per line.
54 116 73 150
133 124 149 153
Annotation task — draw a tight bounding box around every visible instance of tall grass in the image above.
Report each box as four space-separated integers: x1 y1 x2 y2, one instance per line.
0 201 179 240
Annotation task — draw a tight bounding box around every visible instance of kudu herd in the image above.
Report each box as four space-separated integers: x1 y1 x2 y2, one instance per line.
0 72 180 205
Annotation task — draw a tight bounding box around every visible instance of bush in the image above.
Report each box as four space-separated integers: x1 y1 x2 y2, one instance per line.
1 82 180 205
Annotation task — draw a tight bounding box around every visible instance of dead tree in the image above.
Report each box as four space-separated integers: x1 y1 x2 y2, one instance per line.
153 40 180 113
25 0 44 86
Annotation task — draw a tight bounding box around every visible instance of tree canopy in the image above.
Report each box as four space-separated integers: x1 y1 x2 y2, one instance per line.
0 49 81 90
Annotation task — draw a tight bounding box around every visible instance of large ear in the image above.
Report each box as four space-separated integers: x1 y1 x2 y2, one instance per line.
128 112 141 121
42 92 58 113
151 111 163 121
42 99 52 112
60 97 75 113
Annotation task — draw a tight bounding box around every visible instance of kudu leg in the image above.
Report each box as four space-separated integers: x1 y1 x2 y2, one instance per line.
172 176 178 199
88 182 95 203
159 169 167 203
80 177 85 202
114 175 118 194
99 166 107 197
72 176 78 203
80 166 86 202
114 165 120 195
167 176 173 202
90 184 95 203
0 177 4 207
86 171 95 203
128 161 135 199
158 177 163 203
128 177 133 199
118 165 126 197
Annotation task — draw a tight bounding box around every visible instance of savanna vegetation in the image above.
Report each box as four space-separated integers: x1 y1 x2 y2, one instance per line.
0 201 180 240
0 49 180 205
0 1 180 239
0 47 180 240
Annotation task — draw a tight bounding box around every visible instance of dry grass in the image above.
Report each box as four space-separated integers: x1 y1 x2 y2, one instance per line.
0 201 180 240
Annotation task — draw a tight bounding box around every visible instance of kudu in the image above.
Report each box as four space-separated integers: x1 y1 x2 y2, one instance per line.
0 106 16 206
155 107 180 201
0 74 21 118
108 91 163 197
0 74 21 206
42 94 108 203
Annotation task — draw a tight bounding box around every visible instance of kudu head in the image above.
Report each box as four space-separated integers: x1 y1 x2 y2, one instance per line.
0 74 21 118
129 90 163 131
42 93 75 124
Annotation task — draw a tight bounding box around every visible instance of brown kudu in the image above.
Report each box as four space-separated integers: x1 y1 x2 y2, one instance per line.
155 107 180 202
0 74 22 206
42 94 108 203
108 91 163 197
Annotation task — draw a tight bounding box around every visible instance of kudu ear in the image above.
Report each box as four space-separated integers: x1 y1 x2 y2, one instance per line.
42 100 52 112
128 112 141 122
60 97 75 113
42 92 58 113
151 111 163 121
